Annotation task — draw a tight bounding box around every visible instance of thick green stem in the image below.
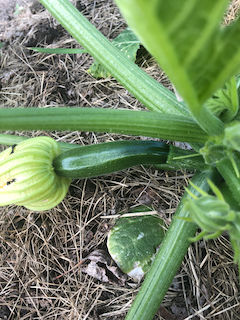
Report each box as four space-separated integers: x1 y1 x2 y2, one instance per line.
38 0 189 117
0 133 77 152
113 0 225 136
216 156 240 206
218 180 240 211
0 108 208 143
125 168 221 320
191 104 224 136
163 144 207 171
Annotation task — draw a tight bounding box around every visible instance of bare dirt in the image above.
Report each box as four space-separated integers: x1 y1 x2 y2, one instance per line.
0 1 240 320
0 0 33 22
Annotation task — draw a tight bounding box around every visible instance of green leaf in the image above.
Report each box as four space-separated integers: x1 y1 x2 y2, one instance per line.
88 27 140 78
114 0 240 135
14 3 24 15
28 47 87 54
206 77 239 123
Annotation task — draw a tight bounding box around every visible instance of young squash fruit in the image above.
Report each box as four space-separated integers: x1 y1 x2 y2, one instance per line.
53 140 207 180
53 140 170 179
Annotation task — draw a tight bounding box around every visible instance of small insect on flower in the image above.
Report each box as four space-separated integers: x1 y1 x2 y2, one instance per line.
0 137 71 211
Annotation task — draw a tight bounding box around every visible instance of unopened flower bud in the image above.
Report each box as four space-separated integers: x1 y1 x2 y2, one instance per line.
185 195 235 237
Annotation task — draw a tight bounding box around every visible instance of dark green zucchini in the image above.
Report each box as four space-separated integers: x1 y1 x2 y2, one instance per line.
53 140 207 179
53 140 169 179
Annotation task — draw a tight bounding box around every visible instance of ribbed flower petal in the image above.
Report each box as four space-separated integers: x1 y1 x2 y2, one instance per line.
0 137 71 211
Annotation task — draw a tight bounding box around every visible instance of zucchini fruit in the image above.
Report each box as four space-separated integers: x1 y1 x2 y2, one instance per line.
53 140 206 179
53 140 169 179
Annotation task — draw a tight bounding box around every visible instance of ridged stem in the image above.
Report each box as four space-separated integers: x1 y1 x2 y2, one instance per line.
216 156 240 206
39 0 189 117
0 108 208 143
0 133 77 152
125 168 221 320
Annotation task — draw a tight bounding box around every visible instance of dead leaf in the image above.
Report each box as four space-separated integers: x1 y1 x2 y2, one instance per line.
81 249 127 286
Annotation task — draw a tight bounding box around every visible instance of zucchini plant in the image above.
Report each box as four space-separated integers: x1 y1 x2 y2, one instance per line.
1 0 240 319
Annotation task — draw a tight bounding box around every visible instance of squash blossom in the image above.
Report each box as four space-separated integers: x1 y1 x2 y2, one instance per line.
0 137 71 211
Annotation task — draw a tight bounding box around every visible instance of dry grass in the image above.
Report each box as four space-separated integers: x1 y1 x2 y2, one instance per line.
0 0 240 319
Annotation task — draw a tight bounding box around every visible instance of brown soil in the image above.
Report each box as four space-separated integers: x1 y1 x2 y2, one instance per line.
0 1 240 319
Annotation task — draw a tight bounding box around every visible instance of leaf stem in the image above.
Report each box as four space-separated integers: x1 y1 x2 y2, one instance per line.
0 133 78 152
191 104 224 136
0 108 208 143
125 168 221 320
216 156 240 206
39 0 189 117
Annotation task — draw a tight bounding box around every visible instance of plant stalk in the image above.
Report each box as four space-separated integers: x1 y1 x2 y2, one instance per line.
39 0 190 117
0 108 208 143
216 156 240 206
0 133 77 152
113 0 225 136
125 168 221 320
